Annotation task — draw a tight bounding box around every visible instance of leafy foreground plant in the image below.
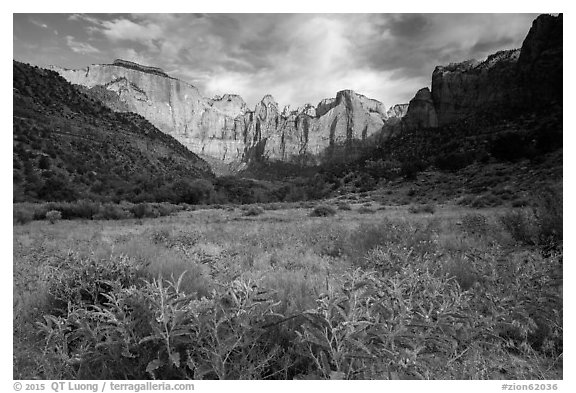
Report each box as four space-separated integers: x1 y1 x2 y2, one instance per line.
36 248 562 379
296 268 483 379
37 273 295 379
297 255 562 380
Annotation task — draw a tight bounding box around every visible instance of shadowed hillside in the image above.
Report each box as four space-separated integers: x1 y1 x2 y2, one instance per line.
13 61 214 203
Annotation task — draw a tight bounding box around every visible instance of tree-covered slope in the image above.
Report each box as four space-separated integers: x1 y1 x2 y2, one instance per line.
13 61 214 203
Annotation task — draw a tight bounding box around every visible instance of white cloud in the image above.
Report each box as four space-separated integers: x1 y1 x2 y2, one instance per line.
112 47 155 67
29 18 48 29
53 13 538 109
68 14 163 51
65 36 101 54
68 14 102 25
99 18 163 47
198 14 426 108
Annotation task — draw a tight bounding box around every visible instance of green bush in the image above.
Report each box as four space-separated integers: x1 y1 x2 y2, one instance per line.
400 160 420 180
461 213 488 236
533 186 562 249
38 274 293 379
45 210 62 224
435 151 474 171
490 132 532 162
14 206 34 225
357 206 375 214
44 252 148 313
32 243 563 380
130 203 158 219
94 204 133 220
336 202 351 211
408 204 436 214
243 206 264 216
499 210 536 246
471 194 502 208
42 200 101 220
309 205 336 217
155 203 182 217
69 199 101 219
511 198 529 208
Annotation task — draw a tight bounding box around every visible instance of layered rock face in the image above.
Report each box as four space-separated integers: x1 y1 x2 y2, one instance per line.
517 13 563 107
402 13 562 130
51 61 399 164
46 14 560 166
49 61 246 161
403 88 438 129
237 91 397 163
431 50 521 126
386 104 409 121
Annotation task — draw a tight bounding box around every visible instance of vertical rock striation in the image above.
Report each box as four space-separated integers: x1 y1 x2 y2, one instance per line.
401 13 562 130
47 13 561 165
50 60 397 164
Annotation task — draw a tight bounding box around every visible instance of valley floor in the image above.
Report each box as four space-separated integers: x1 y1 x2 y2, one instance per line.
13 201 563 380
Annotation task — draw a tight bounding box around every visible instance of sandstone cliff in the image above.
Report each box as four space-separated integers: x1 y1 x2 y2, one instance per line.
403 88 438 129
50 60 397 164
517 13 563 107
431 49 521 126
402 13 562 130
47 14 560 165
241 90 396 163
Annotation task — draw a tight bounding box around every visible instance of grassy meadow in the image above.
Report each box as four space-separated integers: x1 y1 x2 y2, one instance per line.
13 194 562 380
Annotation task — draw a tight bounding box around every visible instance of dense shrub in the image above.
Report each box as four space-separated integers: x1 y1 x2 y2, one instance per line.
155 202 182 217
435 151 475 171
94 204 133 220
38 274 293 379
400 160 420 180
36 259 562 380
22 207 563 380
345 220 421 265
171 179 214 205
44 200 100 220
532 186 562 249
357 206 375 214
470 194 502 208
44 252 148 312
130 203 158 219
12 201 186 222
309 205 336 217
511 198 529 208
336 202 351 211
408 204 436 214
14 206 34 225
364 158 400 180
243 206 264 217
499 210 536 246
68 199 100 219
490 133 532 162
461 213 488 236
45 210 62 224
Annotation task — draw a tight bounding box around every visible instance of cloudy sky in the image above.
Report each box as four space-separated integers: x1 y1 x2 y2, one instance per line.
13 13 539 109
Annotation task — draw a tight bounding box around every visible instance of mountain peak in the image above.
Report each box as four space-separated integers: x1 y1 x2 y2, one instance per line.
260 94 278 107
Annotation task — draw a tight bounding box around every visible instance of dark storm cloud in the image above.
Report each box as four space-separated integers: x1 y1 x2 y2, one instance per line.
13 13 540 108
470 37 517 55
350 14 538 82
386 14 432 38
